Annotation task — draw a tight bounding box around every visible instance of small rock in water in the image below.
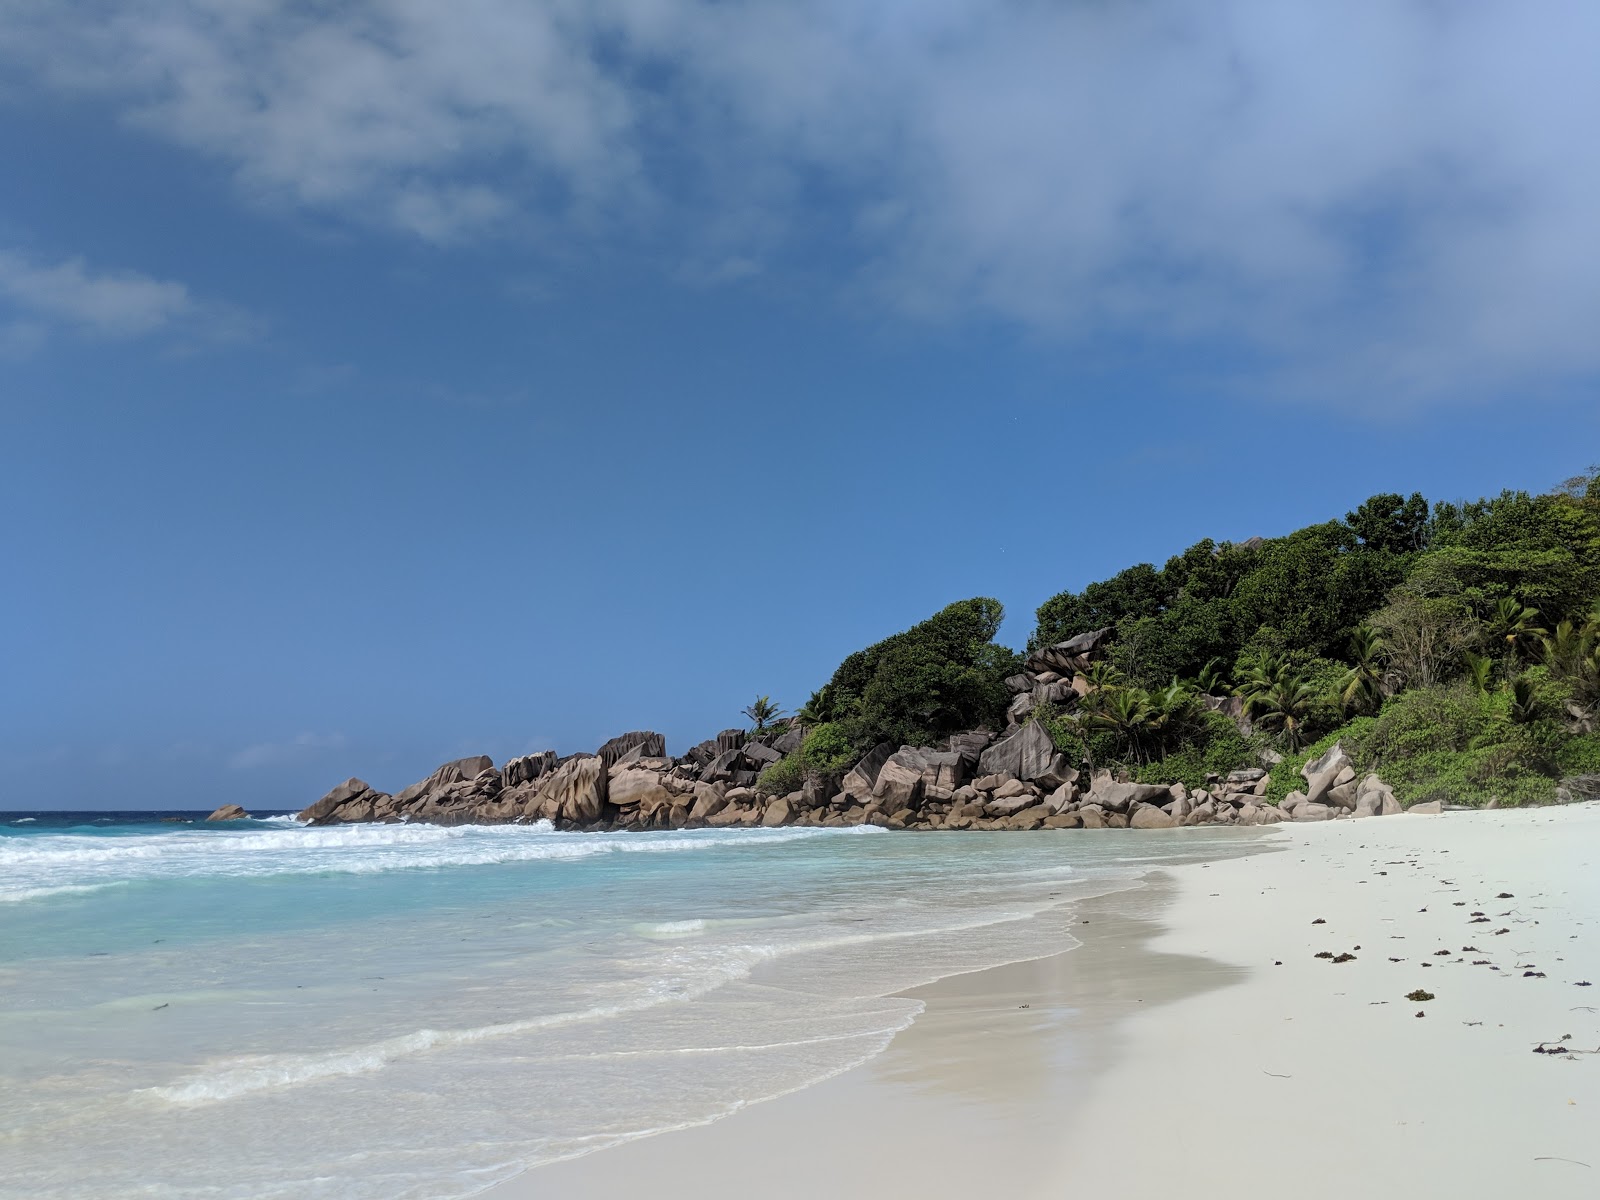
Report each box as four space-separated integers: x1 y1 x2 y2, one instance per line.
1406 990 1435 1002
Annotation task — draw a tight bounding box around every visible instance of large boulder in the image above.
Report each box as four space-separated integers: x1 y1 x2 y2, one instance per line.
298 777 390 825
394 756 496 810
977 720 1068 785
873 755 925 810
504 751 557 787
841 743 896 804
1006 693 1036 726
609 768 675 812
205 804 249 822
534 755 608 823
761 796 794 827
1026 628 1112 675
1130 804 1176 829
1091 781 1172 814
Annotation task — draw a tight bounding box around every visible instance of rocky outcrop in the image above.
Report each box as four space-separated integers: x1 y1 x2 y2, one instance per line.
597 731 666 770
1025 627 1112 675
205 804 250 821
294 669 1446 834
300 777 393 825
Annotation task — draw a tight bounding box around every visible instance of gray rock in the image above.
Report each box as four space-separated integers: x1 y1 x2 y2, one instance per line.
395 756 496 809
609 769 674 811
1006 693 1036 726
1004 672 1037 694
841 743 896 803
1407 800 1444 815
992 777 1033 801
504 751 558 787
1045 782 1078 814
1325 781 1357 810
1026 627 1112 674
689 783 729 821
741 741 783 767
985 793 1039 816
977 720 1060 783
873 755 925 810
299 777 388 825
534 755 608 823
599 732 667 771
1130 804 1176 829
1301 742 1352 782
1091 781 1171 814
761 797 794 826
1295 802 1333 822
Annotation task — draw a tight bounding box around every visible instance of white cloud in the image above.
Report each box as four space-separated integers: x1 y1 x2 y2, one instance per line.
0 248 258 353
0 250 192 337
228 732 348 771
5 1 1600 396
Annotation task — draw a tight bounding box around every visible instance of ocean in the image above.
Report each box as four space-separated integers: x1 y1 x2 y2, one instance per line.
1 811 1258 1198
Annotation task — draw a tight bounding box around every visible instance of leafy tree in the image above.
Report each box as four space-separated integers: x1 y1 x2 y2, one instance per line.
821 598 1017 749
1346 492 1430 554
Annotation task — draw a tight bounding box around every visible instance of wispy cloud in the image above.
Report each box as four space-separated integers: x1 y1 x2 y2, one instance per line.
0 250 192 337
4 1 1600 397
0 247 255 353
228 732 348 771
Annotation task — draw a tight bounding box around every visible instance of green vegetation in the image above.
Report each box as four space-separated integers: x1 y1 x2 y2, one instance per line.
741 695 787 731
1029 470 1600 806
770 467 1600 808
755 721 859 796
812 598 1019 750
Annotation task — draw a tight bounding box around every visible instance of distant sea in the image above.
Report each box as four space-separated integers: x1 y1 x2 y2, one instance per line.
1 809 1256 1198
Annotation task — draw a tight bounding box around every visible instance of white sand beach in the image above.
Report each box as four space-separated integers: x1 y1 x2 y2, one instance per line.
495 803 1600 1199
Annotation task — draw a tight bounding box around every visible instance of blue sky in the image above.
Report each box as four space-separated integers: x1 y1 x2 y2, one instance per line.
3 1 1599 810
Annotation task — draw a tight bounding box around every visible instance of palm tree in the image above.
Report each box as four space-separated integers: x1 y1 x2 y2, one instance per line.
1488 598 1546 661
1147 678 1199 758
1462 651 1494 694
1338 624 1387 714
1085 686 1156 763
1542 606 1600 708
1076 661 1125 694
1508 676 1541 724
1193 656 1230 695
742 695 787 731
1237 653 1316 749
793 685 837 728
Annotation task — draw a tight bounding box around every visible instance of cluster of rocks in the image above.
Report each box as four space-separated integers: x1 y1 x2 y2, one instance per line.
290 629 1429 833
291 714 1419 834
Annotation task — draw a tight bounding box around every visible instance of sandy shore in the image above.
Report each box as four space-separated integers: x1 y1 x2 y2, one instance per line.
488 804 1600 1199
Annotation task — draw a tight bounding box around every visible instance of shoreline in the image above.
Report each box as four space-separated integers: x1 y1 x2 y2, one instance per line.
488 803 1600 1198
484 872 1244 1200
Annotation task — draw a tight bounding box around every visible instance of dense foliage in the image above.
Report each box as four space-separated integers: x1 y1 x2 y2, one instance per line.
1030 473 1600 805
804 598 1020 752
763 470 1600 807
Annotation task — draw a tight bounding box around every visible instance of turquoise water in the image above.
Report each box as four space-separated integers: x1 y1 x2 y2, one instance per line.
1 812 1258 1198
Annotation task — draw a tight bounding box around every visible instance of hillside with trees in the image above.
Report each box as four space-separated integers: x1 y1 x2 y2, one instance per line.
772 466 1600 808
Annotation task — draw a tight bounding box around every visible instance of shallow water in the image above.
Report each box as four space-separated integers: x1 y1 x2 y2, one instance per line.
0 812 1260 1198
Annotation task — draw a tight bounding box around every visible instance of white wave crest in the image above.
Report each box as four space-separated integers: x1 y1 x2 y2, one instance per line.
0 821 881 903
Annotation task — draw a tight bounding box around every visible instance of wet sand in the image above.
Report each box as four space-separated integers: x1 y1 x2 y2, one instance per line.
487 803 1600 1199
